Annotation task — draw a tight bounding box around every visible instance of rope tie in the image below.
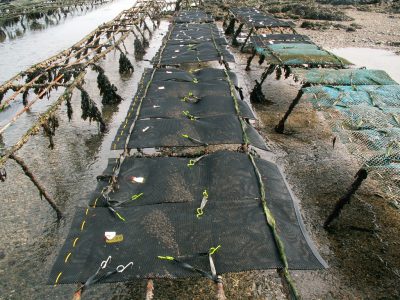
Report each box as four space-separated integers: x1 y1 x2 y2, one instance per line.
181 134 208 146
157 245 222 283
182 110 199 121
196 189 209 218
187 154 206 168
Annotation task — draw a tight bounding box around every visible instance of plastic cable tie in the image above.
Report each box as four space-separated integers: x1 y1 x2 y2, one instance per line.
209 245 221 255
196 208 204 219
157 256 175 261
131 192 144 200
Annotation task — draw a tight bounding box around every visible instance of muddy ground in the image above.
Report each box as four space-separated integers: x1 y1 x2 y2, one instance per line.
294 7 400 53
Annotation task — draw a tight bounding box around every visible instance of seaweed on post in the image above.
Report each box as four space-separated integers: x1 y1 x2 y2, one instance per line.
118 51 134 75
66 93 73 121
134 38 146 59
79 86 106 132
42 114 59 149
92 65 122 105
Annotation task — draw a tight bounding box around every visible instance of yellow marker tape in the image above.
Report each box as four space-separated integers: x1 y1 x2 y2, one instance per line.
64 252 72 263
209 245 221 255
157 255 174 261
93 197 99 208
182 134 189 138
203 190 208 198
72 238 79 247
85 208 89 216
54 272 62 286
80 220 86 231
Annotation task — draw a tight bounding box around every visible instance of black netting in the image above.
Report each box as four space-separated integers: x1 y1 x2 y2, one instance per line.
168 23 227 45
125 115 265 149
153 21 234 65
174 10 214 23
154 42 235 65
230 7 293 28
49 152 325 285
112 68 264 150
140 95 254 119
49 8 327 289
90 151 266 207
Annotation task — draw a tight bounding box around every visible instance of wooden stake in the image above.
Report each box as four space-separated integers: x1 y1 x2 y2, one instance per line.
10 154 63 220
216 277 226 300
145 279 154 300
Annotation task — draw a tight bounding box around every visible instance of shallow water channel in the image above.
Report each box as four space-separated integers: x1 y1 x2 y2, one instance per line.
0 0 136 84
330 47 400 83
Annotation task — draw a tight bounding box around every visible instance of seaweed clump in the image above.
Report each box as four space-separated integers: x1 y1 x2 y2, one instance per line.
93 65 122 105
134 38 146 59
80 87 106 132
119 52 134 75
42 114 59 149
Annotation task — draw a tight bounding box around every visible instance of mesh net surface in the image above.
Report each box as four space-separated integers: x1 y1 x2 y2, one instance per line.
250 34 313 46
90 151 279 207
303 83 400 207
125 115 266 149
49 8 328 289
153 22 234 65
292 68 398 86
174 10 214 23
49 152 326 285
230 7 293 28
112 68 265 150
255 43 351 66
304 85 400 109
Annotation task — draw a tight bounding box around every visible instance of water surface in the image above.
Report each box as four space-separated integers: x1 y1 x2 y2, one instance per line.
330 47 400 83
0 0 136 84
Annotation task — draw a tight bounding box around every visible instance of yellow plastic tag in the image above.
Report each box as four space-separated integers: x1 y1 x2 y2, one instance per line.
105 234 124 244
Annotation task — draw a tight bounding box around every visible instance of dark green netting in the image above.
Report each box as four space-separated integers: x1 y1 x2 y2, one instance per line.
292 68 398 86
335 128 400 152
121 115 267 150
255 43 351 66
230 7 293 28
338 106 400 130
49 152 326 285
250 34 313 46
175 10 214 23
303 85 400 109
